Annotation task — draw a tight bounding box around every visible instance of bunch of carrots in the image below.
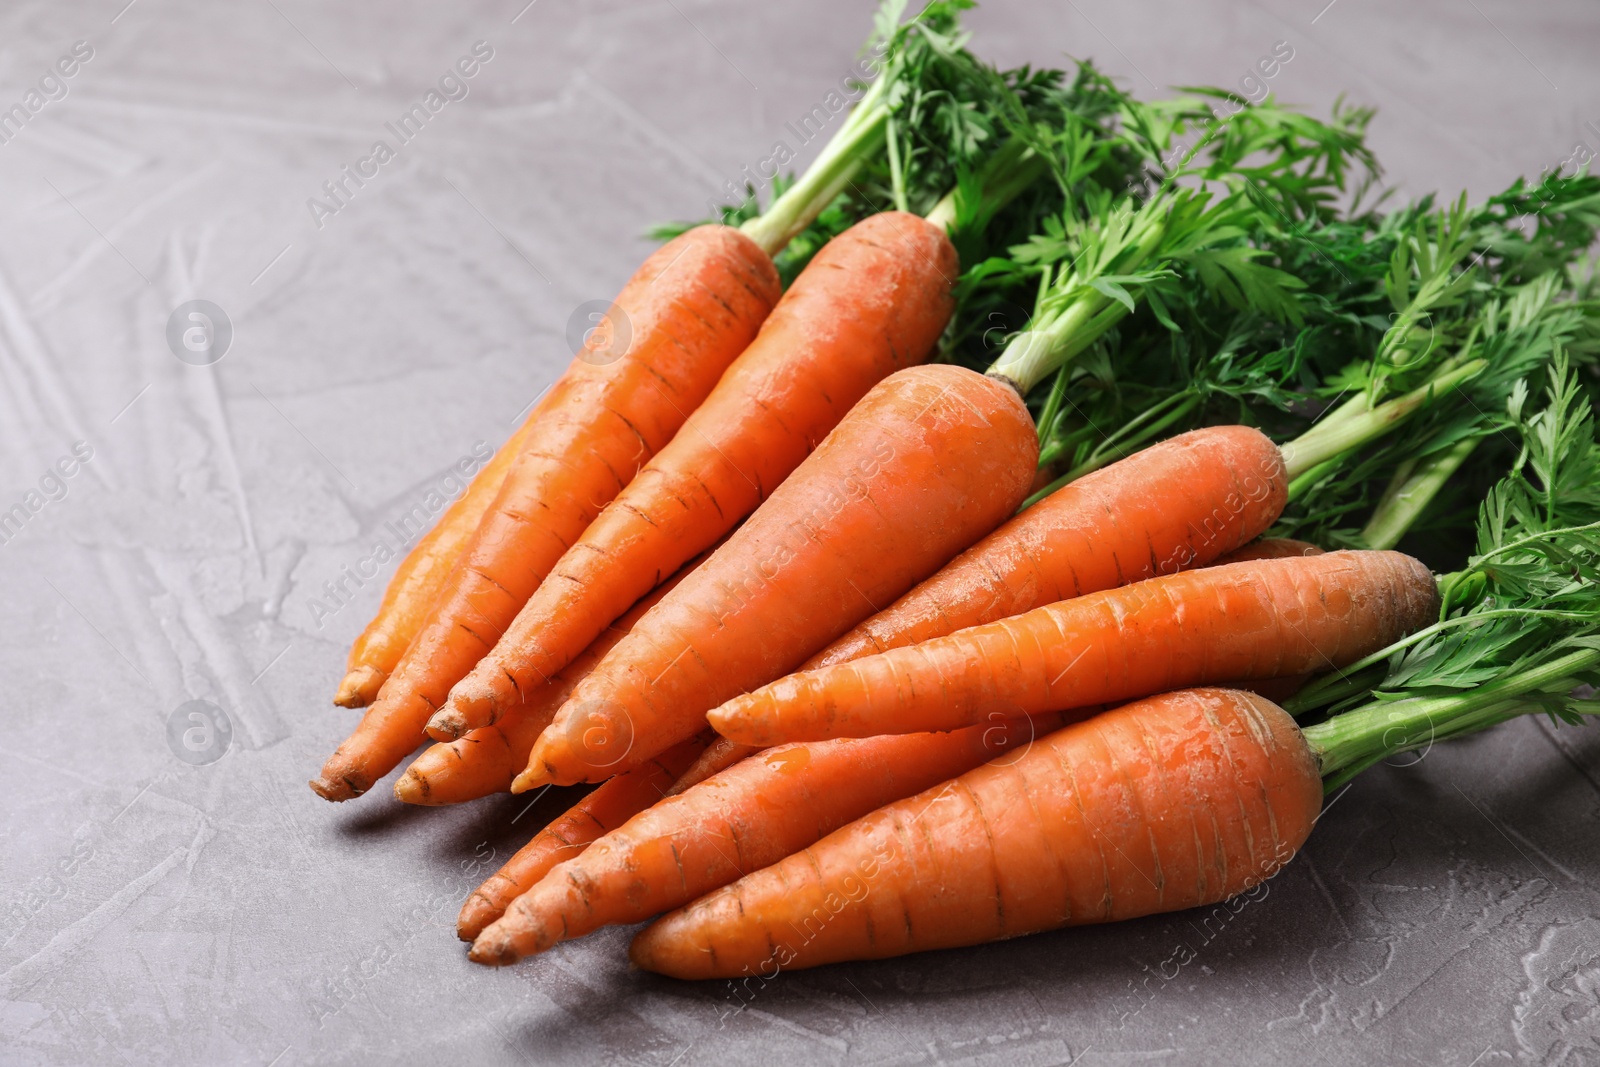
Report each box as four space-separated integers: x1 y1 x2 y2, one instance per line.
312 1 1600 979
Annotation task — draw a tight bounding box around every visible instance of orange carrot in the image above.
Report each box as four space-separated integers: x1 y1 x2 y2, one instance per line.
468 714 1058 963
516 364 1040 789
1213 537 1322 564
666 538 1323 794
336 419 541 708
665 737 759 796
1232 674 1314 704
393 553 703 805
310 226 780 801
1210 540 1324 704
455 734 710 942
804 425 1287 671
432 212 958 742
711 549 1438 745
632 687 1323 978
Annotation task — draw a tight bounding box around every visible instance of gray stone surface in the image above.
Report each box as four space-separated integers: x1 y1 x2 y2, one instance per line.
2 1 1598 1064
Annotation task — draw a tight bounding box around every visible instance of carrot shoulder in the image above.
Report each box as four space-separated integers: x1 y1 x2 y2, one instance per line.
517 364 1040 788
336 416 540 708
711 549 1440 745
633 687 1324 978
433 212 957 741
310 225 780 801
455 734 710 942
805 424 1288 670
468 714 1056 964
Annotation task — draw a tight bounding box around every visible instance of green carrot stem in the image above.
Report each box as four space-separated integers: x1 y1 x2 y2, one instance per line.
1302 647 1600 780
1034 421 1102 472
1361 436 1481 549
1282 604 1597 715
1280 663 1391 717
1318 696 1600 792
1057 393 1202 484
984 204 1169 394
1279 359 1486 481
740 75 892 257
1284 456 1344 502
885 113 909 214
925 139 1047 234
1033 365 1071 450
987 296 1135 396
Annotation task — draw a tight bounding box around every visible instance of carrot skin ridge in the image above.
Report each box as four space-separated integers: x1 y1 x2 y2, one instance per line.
437 213 958 739
468 714 1059 964
455 733 711 943
711 549 1440 745
518 364 1041 788
631 687 1324 979
804 425 1289 671
310 226 780 802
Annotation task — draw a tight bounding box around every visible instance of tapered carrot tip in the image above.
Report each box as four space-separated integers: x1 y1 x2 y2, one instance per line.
458 892 501 943
425 707 470 742
392 768 429 804
630 915 708 978
433 675 506 740
706 704 759 744
517 702 633 788
467 929 520 966
307 773 363 802
333 666 384 708
509 767 548 793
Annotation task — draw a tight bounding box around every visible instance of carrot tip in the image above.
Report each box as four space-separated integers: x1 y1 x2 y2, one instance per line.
705 709 757 745
467 933 520 967
333 666 384 708
393 769 428 805
425 709 466 743
308 775 355 802
457 897 496 943
509 767 550 793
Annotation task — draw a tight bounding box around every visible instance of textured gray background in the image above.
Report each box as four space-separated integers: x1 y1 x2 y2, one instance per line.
2 1 1598 1064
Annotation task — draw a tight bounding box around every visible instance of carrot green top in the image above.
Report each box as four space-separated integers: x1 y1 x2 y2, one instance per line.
665 1 1118 274
1014 168 1600 540
1296 355 1600 788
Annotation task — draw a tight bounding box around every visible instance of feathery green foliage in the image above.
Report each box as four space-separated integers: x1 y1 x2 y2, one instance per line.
1297 356 1600 788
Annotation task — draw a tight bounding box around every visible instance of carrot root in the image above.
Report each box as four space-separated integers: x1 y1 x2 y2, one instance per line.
434 213 958 743
518 364 1040 788
310 225 779 802
711 549 1439 746
333 665 386 709
631 688 1323 979
470 716 1057 964
456 734 710 943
